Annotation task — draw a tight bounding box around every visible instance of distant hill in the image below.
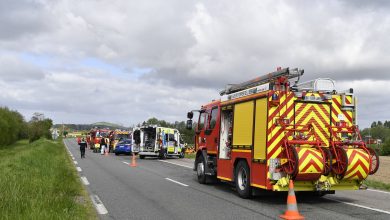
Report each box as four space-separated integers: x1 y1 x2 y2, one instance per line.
53 122 128 131
91 122 127 129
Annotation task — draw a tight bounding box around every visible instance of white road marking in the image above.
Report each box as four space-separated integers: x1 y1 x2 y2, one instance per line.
81 176 90 185
165 178 189 187
76 167 82 172
326 198 390 215
90 195 108 215
122 161 129 165
367 188 390 195
73 161 78 165
158 160 193 169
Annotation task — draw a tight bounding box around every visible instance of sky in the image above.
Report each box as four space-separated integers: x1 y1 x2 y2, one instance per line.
0 0 389 128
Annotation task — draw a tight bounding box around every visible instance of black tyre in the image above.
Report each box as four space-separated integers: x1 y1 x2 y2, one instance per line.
159 150 167 160
139 155 145 159
179 151 185 158
196 155 206 184
115 153 119 156
235 160 252 198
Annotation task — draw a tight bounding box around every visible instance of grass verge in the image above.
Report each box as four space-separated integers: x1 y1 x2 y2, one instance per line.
0 138 96 220
364 179 390 192
185 152 196 159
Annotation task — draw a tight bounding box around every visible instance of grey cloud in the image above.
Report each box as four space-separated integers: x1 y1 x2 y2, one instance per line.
0 0 53 40
0 54 45 81
0 0 389 128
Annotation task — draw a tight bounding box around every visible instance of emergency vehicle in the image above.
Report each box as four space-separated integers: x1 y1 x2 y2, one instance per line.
109 130 132 152
136 125 185 159
186 67 379 198
88 128 111 153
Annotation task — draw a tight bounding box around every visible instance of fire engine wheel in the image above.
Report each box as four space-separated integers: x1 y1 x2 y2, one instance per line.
196 155 206 184
331 147 348 178
281 145 298 178
320 147 332 176
235 160 252 199
367 148 380 175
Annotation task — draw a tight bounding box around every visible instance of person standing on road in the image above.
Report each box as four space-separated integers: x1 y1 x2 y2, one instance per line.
79 138 87 159
100 137 106 155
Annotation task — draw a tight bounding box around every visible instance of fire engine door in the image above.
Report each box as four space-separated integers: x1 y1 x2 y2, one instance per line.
294 102 331 146
205 107 219 153
196 111 208 149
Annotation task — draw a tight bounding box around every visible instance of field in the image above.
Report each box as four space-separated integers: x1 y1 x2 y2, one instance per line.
367 156 390 184
0 138 96 220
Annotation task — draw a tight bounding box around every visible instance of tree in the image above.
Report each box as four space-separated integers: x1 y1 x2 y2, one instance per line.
382 139 390 156
28 113 53 142
0 107 28 146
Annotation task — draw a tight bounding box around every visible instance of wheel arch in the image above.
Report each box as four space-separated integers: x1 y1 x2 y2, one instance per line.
233 157 250 181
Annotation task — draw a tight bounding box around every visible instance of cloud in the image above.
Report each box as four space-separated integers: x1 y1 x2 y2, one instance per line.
0 0 389 128
0 53 45 81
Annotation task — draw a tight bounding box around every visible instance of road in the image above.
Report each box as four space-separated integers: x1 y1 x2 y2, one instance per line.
64 139 390 220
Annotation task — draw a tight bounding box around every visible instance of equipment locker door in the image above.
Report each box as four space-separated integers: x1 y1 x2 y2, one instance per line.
294 102 331 146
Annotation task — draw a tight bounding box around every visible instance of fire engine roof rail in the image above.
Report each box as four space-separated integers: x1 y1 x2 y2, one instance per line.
219 67 304 95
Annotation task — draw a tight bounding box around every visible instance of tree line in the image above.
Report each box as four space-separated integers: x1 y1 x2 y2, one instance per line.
361 120 390 156
0 107 53 147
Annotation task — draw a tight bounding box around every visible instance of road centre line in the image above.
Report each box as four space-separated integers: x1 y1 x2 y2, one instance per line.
367 188 390 195
158 160 193 169
165 178 189 187
325 198 390 215
76 167 82 172
81 176 90 185
122 161 129 165
90 195 108 215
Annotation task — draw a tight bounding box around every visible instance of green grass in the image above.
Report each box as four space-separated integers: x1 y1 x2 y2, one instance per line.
364 179 390 192
185 152 196 159
0 138 96 220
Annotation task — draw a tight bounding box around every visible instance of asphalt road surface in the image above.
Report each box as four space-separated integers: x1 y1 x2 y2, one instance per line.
64 139 390 220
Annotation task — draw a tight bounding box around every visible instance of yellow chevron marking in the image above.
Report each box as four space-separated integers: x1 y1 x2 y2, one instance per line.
295 104 312 122
298 149 323 170
344 166 368 179
297 106 329 145
300 164 320 174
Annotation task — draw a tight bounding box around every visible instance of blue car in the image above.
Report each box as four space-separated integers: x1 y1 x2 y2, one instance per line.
114 139 134 155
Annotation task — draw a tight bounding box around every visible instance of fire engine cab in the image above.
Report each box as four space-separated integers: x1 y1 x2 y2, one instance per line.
186 67 379 198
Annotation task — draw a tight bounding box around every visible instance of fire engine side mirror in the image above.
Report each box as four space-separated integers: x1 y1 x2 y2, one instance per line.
187 112 194 119
186 119 193 130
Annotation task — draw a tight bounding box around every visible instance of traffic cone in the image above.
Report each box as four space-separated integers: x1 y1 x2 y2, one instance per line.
280 180 304 220
130 153 137 167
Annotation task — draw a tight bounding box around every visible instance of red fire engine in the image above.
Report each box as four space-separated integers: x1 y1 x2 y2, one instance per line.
88 128 111 153
186 67 379 198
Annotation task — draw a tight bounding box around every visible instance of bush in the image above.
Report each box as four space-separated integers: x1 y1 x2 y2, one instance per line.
0 107 27 147
28 113 53 143
382 139 390 156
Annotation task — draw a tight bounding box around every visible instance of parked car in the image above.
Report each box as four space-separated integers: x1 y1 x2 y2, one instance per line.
114 139 138 155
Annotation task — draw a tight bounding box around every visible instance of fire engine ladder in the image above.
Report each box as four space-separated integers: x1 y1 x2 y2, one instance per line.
328 123 379 176
219 67 304 95
279 121 331 178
